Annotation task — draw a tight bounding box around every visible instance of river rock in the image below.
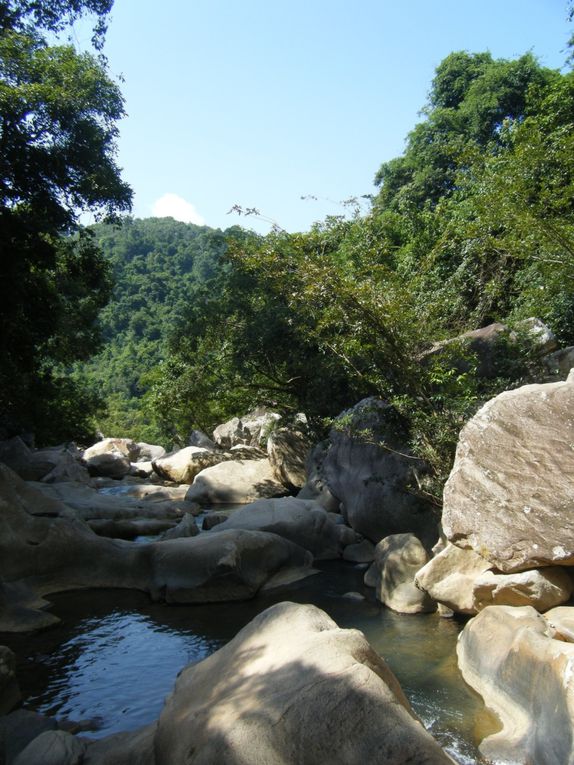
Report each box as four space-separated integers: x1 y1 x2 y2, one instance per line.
160 513 199 540
135 442 166 461
84 452 131 479
88 518 177 540
321 398 436 546
544 345 574 378
0 645 20 715
149 602 452 764
202 512 228 530
472 567 573 612
267 427 311 489
545 606 574 642
367 533 436 614
415 542 492 614
149 530 313 603
185 459 287 504
152 446 232 484
213 407 281 449
83 438 139 462
343 538 376 563
33 481 192 522
457 605 574 765
0 438 89 483
12 730 86 765
212 496 359 560
0 711 59 765
443 373 574 572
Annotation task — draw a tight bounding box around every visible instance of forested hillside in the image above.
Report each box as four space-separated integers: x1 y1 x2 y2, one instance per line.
77 218 245 441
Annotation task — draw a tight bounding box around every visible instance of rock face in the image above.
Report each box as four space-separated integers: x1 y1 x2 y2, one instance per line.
146 602 452 765
321 398 436 546
457 605 574 765
212 497 359 560
185 459 287 504
152 446 231 484
366 533 435 614
442 374 574 572
267 427 311 489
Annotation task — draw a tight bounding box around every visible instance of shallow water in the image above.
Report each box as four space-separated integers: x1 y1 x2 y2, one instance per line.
2 562 497 763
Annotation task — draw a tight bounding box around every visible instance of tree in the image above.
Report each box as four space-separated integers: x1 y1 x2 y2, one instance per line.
0 0 132 442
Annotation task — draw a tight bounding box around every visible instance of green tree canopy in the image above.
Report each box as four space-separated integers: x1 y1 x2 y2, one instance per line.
0 0 131 443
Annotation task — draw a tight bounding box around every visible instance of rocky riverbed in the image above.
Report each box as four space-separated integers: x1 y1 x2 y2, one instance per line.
2 364 574 763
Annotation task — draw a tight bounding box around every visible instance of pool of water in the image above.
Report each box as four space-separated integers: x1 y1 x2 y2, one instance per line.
1 562 497 763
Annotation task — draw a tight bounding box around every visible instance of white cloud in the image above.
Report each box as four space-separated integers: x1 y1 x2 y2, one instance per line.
151 193 205 225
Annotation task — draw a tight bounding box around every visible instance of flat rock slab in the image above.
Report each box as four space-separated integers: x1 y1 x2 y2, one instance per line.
443 375 574 572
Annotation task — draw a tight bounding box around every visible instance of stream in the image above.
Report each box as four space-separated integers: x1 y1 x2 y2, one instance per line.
1 559 498 764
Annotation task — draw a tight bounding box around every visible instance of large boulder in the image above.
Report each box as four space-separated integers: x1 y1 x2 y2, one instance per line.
365 533 435 614
212 496 359 560
185 459 287 504
213 408 281 449
443 372 574 572
152 446 232 484
457 605 574 765
321 398 437 546
267 427 311 490
146 602 452 764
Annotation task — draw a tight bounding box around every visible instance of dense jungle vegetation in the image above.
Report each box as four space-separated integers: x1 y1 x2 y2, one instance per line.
1 1 573 500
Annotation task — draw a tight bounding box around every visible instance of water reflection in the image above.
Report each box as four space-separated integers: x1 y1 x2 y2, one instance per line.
2 563 496 762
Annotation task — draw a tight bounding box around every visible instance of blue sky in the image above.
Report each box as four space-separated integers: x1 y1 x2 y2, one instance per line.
76 1 571 233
